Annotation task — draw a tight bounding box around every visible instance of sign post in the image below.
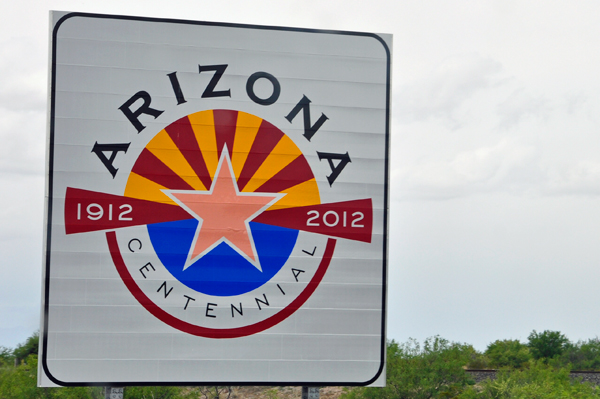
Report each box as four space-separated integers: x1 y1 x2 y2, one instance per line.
105 387 124 399
302 387 320 399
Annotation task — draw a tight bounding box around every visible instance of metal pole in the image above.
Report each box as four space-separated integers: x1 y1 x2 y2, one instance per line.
302 387 320 399
105 387 124 399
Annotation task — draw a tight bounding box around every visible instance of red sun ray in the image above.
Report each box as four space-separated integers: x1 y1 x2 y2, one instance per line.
165 115 213 190
236 119 284 191
131 148 194 190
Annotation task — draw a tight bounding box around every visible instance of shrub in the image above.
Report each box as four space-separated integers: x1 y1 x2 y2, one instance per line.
484 339 531 369
458 360 600 398
527 330 569 360
341 337 474 399
556 338 600 371
12 331 38 365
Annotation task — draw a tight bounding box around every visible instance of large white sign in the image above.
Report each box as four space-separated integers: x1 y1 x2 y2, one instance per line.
40 11 391 387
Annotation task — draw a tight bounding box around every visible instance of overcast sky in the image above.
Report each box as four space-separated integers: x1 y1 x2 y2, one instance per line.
2 0 600 351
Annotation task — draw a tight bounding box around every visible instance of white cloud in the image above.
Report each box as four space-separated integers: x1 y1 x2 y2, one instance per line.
544 160 600 196
497 88 551 129
394 138 541 199
0 37 47 177
0 37 47 112
0 107 46 176
395 53 503 127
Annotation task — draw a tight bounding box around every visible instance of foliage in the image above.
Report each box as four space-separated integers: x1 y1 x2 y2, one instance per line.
341 337 474 399
0 346 14 366
0 354 104 399
125 386 184 399
265 388 280 399
554 338 600 371
465 352 490 370
484 340 531 369
6 330 600 399
457 360 600 399
0 354 39 399
175 386 232 399
13 332 39 365
527 330 569 361
0 333 191 399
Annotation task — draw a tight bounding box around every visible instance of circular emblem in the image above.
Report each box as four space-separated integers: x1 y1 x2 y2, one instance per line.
108 109 336 338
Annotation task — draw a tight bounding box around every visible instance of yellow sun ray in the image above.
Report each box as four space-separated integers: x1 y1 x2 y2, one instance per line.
231 112 263 179
146 129 207 191
124 172 176 205
188 111 219 180
242 135 302 193
269 178 321 210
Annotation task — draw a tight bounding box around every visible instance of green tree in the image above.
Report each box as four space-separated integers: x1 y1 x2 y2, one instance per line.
13 331 39 365
556 338 600 371
484 339 531 369
341 337 474 399
0 346 14 366
0 333 104 399
527 330 569 361
0 354 102 399
0 354 39 399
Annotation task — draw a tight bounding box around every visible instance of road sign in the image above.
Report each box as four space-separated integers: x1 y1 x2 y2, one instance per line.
40 11 391 387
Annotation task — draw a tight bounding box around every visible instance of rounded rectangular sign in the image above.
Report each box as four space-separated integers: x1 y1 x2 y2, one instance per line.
40 11 391 387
